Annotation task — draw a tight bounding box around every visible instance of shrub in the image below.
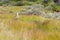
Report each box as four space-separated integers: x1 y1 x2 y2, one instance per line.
51 4 60 12
0 2 3 6
24 1 34 5
28 0 37 2
13 1 24 6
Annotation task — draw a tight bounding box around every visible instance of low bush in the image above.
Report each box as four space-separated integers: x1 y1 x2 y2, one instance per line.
13 1 24 6
51 4 60 12
0 2 3 6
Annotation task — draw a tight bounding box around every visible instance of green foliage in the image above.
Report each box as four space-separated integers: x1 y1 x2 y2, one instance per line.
0 2 3 6
13 1 24 6
51 4 60 11
27 0 37 2
24 1 34 5
10 0 22 1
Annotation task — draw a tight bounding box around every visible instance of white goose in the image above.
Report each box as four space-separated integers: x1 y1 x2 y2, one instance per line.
15 12 20 19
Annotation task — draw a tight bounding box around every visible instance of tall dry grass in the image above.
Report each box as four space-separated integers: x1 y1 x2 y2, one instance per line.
0 6 60 40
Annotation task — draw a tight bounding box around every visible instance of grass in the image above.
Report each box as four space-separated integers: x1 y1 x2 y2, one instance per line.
0 6 60 40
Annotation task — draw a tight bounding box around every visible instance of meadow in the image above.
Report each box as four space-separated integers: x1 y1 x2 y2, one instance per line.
0 6 60 40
